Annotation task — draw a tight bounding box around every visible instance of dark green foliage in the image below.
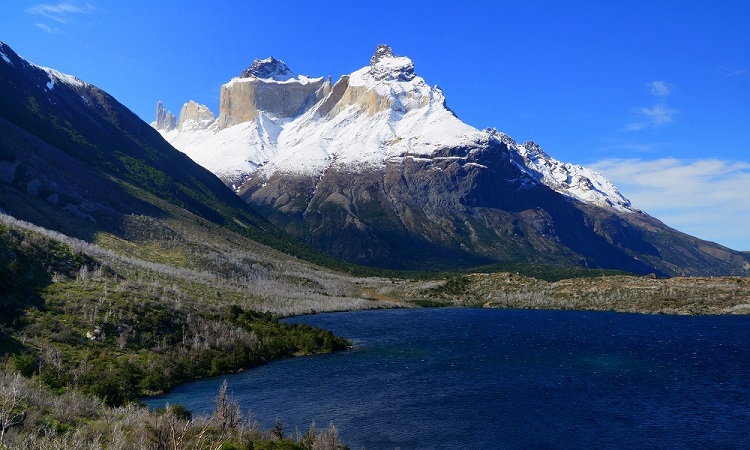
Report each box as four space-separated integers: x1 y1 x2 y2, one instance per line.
9 353 36 377
410 299 450 308
80 356 139 406
0 221 353 407
27 301 349 406
249 439 304 449
428 276 471 297
231 306 350 357
0 224 92 327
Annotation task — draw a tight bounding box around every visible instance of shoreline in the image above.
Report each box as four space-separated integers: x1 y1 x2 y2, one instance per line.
383 273 750 316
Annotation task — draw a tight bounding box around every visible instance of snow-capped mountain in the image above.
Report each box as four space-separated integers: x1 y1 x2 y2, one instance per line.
2 39 746 276
156 44 631 211
152 44 748 275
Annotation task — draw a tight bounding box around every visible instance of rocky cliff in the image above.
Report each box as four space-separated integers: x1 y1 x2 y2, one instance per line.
216 57 325 127
153 100 176 131
177 100 215 131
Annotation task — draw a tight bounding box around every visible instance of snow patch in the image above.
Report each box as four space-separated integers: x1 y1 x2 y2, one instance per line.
0 50 11 65
511 140 636 212
226 74 323 88
38 66 86 89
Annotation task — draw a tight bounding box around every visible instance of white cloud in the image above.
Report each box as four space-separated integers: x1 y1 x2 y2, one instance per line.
638 104 679 126
626 81 679 131
591 158 750 250
34 22 60 34
26 2 94 24
647 80 673 96
720 66 748 77
627 104 679 131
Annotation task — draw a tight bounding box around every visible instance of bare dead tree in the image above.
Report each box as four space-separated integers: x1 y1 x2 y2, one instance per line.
0 372 27 444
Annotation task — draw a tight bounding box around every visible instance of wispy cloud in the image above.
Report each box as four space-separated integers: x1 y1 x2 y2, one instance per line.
647 80 673 96
34 22 61 34
627 104 679 130
591 158 750 250
26 2 95 27
720 66 748 77
627 81 679 131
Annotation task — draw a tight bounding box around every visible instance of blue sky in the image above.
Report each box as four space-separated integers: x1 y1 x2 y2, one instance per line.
3 1 750 250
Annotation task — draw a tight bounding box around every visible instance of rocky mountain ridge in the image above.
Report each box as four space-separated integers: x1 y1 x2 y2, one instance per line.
153 45 749 275
155 45 631 211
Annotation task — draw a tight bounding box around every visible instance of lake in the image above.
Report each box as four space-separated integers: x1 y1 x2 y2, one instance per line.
143 308 750 449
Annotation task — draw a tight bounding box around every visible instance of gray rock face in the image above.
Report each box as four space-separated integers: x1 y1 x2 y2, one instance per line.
153 101 176 131
240 57 294 80
370 44 394 65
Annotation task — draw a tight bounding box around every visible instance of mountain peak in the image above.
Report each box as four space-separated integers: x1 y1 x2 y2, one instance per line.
370 44 394 65
177 100 215 131
367 44 415 82
522 140 549 159
240 57 294 81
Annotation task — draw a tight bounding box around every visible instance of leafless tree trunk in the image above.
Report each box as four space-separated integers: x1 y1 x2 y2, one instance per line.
211 380 242 432
0 372 27 444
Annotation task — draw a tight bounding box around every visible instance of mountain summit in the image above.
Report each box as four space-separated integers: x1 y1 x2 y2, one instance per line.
368 44 416 82
240 57 295 81
154 45 749 275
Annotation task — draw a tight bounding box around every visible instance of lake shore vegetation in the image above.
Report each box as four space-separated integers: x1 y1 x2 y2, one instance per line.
2 212 749 448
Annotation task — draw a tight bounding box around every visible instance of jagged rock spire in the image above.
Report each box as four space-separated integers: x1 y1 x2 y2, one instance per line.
154 101 176 131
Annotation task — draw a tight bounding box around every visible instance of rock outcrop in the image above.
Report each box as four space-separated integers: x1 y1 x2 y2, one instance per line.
177 100 215 131
216 58 325 127
153 101 176 131
240 56 294 80
368 44 416 82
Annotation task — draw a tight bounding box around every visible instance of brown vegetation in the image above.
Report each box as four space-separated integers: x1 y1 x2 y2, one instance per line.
0 366 347 449
396 272 750 315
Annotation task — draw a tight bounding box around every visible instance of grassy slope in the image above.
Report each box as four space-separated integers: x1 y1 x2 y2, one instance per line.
0 216 359 404
0 197 378 446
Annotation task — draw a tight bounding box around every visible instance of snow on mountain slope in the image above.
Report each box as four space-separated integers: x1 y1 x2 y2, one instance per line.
515 141 634 212
161 113 284 187
490 132 635 212
156 44 636 212
40 67 87 90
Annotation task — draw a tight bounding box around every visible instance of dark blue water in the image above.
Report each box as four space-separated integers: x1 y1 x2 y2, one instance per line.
144 308 750 449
